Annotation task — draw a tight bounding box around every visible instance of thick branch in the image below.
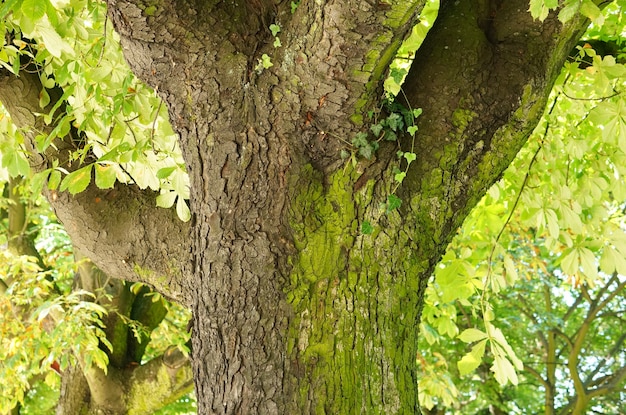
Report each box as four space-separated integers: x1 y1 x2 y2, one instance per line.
400 0 590 258
0 69 191 305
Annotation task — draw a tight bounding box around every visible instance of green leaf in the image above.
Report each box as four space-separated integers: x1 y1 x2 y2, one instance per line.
558 0 580 22
33 17 74 58
458 328 488 344
358 144 373 159
1 147 30 177
370 123 383 137
260 54 273 69
528 0 550 21
156 191 177 208
352 132 369 148
457 339 487 375
156 166 177 179
39 88 50 108
386 194 402 212
384 130 398 141
269 24 281 37
94 164 117 189
407 125 418 136
394 171 406 183
0 0 20 19
48 169 61 190
386 112 403 131
30 170 50 196
21 0 47 20
580 0 604 25
491 354 519 386
404 152 416 163
361 220 374 235
60 165 93 194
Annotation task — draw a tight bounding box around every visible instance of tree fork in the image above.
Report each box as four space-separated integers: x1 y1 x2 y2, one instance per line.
0 0 600 412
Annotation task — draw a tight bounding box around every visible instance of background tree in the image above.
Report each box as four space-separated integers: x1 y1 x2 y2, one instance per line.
0 0 624 413
0 174 194 414
417 11 626 411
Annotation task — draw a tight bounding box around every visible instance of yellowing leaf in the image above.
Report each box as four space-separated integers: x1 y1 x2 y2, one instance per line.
95 164 117 189
176 197 191 222
60 165 92 195
491 355 519 386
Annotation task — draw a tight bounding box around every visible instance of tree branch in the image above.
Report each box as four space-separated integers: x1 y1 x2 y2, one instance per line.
399 0 590 255
0 69 191 305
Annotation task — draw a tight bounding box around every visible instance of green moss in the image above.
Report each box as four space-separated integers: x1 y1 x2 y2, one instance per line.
383 0 425 29
144 5 157 16
127 365 170 414
285 164 423 412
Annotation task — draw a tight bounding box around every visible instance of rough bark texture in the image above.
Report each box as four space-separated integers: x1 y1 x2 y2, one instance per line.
1 0 595 412
0 71 191 305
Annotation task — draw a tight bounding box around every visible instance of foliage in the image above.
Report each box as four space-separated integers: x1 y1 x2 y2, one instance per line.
0 0 190 220
0 178 193 413
1 0 625 413
0 179 108 412
418 2 626 411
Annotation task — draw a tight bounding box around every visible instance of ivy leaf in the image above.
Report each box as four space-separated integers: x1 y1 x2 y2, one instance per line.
269 24 281 37
404 152 417 163
260 54 273 69
361 220 374 235
352 132 369 148
386 194 402 212
358 144 374 159
384 130 398 141
370 123 383 137
386 112 403 131
394 171 406 183
60 165 93 195
389 67 406 85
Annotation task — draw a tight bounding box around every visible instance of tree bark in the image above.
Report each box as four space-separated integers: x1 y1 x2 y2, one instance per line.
1 0 595 412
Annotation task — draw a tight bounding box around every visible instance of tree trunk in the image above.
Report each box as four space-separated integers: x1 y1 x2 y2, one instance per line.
105 0 589 412
1 0 594 412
